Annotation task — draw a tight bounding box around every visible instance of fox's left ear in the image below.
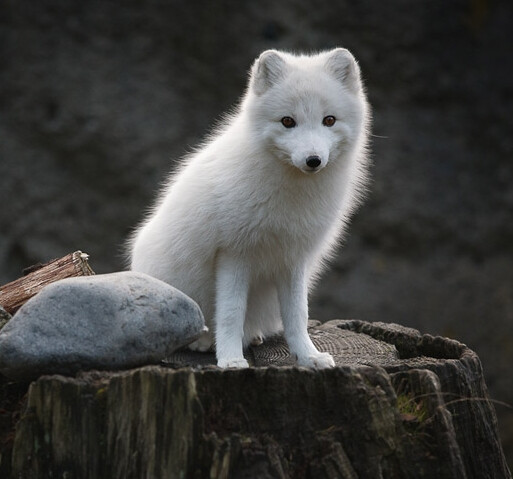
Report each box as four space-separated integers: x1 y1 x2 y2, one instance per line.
250 50 288 96
325 48 361 92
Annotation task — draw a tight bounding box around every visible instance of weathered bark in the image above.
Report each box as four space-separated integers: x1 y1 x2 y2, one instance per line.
0 251 94 315
4 320 511 479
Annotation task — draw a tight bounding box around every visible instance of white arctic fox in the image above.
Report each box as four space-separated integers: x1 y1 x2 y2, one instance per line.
130 48 370 369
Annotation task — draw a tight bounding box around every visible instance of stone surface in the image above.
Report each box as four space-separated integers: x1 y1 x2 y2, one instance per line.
0 272 204 380
1 0 512 464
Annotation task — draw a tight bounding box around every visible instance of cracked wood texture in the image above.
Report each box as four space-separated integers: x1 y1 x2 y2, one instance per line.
0 251 95 315
6 320 511 479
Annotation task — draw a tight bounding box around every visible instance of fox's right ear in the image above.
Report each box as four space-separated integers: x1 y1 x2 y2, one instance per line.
250 50 287 96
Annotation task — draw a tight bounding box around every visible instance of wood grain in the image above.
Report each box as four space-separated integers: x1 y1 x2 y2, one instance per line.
0 251 95 314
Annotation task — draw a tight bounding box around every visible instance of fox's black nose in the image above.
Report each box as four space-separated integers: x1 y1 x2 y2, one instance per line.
306 156 322 169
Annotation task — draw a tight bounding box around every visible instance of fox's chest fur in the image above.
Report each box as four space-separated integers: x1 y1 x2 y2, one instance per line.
208 157 345 272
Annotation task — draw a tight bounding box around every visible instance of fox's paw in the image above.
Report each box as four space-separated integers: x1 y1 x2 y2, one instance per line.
298 352 335 369
217 357 249 369
250 335 264 347
188 331 214 352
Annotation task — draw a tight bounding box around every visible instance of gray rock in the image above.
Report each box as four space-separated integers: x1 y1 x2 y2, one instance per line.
0 272 205 380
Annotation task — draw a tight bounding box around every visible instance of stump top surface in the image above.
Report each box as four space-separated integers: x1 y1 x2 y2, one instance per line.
162 319 469 370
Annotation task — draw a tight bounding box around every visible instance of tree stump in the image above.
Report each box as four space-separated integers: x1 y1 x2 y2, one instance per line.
4 320 511 479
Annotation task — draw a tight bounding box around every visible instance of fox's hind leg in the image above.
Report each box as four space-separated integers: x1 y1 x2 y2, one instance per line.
187 287 215 352
244 283 282 347
188 329 214 352
250 335 264 346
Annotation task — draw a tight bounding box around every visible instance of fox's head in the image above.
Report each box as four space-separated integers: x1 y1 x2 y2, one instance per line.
244 48 369 174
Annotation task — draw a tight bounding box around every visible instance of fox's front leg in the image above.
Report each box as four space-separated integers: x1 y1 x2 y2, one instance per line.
278 266 335 368
215 252 250 368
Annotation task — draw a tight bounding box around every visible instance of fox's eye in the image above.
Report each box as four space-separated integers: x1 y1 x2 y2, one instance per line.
281 116 296 128
323 115 336 127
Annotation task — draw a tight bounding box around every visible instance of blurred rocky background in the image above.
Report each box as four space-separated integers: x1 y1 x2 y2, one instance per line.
1 0 512 466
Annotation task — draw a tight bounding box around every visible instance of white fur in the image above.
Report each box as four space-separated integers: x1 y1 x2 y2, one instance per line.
129 48 370 369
